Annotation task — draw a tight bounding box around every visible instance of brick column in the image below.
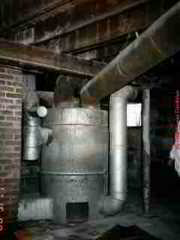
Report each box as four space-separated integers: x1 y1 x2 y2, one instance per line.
0 65 23 233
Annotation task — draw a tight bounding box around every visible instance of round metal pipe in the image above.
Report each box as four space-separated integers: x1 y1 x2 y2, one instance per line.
80 2 180 102
110 99 127 201
23 114 43 161
99 86 137 216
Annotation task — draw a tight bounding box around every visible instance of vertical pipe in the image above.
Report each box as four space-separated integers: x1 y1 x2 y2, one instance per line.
110 96 127 202
99 86 137 215
142 89 151 214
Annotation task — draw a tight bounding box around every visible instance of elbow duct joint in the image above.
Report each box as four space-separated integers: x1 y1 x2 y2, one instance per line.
99 196 125 216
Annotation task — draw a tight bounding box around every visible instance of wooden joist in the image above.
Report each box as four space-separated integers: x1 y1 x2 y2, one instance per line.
0 39 104 77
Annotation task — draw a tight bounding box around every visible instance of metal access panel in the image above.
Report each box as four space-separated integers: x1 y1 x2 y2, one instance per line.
66 202 89 223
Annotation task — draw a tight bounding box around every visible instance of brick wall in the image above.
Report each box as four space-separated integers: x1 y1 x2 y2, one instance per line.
0 65 23 233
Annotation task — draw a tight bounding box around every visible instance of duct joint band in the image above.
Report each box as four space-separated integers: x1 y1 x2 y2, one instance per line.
41 171 107 176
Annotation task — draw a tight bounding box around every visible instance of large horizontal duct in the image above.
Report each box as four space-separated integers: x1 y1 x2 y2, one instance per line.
80 2 180 101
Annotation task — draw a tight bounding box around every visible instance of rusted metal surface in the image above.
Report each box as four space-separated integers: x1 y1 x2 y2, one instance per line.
80 2 180 102
0 39 104 77
142 89 151 214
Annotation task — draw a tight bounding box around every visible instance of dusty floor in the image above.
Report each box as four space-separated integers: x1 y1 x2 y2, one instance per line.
11 191 180 240
13 210 180 240
5 163 180 239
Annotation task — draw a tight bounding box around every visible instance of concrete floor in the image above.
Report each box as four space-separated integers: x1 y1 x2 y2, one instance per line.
7 163 180 239
13 191 180 240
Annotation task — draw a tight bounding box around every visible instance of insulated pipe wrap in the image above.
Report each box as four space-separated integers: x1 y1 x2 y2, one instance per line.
80 2 180 102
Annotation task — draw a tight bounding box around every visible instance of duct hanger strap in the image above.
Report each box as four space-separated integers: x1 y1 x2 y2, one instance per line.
41 171 107 176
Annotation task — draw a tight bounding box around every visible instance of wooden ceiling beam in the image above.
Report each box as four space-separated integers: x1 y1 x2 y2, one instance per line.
0 39 104 77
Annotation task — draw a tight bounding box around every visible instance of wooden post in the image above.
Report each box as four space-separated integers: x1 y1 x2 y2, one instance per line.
142 89 151 213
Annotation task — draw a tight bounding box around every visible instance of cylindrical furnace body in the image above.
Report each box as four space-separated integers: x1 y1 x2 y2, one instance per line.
41 107 108 223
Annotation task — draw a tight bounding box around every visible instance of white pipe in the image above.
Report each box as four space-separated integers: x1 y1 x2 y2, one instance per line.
99 86 137 215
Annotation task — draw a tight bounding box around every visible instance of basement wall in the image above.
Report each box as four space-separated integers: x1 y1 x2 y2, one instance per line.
151 89 175 164
0 65 23 232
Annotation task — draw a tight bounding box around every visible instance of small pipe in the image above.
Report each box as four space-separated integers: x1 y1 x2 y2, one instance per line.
142 89 151 213
80 2 180 102
99 86 137 215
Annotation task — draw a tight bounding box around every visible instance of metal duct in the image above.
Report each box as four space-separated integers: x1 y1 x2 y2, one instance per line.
23 112 52 161
80 2 180 102
99 86 137 215
23 114 43 161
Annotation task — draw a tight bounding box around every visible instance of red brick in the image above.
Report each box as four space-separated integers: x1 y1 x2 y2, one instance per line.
0 86 14 92
0 67 5 73
0 160 12 164
0 92 5 97
0 178 20 184
6 104 21 110
14 111 22 116
0 132 15 141
6 116 21 121
4 166 14 171
6 81 22 87
0 151 20 157
0 74 13 80
0 65 22 224
0 80 5 85
4 141 21 146
12 123 21 129
0 128 20 134
0 145 14 151
14 147 21 152
16 99 22 104
0 110 13 115
14 135 21 140
0 98 14 104
6 67 22 75
15 88 22 94
6 93 21 99
0 172 9 177
0 122 13 127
